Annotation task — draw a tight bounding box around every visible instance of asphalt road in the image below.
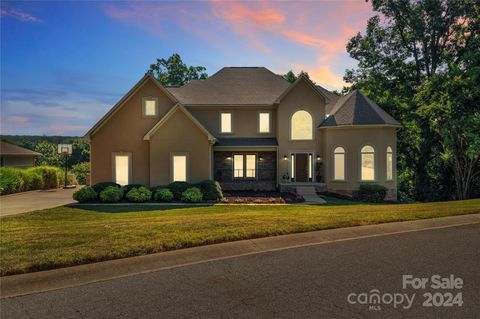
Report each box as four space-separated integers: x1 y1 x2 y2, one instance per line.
2 223 479 319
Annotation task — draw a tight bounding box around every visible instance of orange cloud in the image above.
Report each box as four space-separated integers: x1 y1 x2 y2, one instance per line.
310 65 347 91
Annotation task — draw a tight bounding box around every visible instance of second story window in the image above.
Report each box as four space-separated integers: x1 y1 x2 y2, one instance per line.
258 112 270 133
220 112 232 133
143 97 158 116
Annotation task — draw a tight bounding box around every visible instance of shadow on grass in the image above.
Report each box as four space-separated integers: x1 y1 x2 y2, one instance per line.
67 204 214 213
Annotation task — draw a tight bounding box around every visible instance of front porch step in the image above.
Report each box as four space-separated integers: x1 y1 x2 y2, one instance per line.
296 186 326 204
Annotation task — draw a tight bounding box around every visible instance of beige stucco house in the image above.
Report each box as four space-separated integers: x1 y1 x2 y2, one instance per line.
85 67 400 199
1 140 41 168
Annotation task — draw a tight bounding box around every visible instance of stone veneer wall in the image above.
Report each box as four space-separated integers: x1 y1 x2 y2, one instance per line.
214 151 277 191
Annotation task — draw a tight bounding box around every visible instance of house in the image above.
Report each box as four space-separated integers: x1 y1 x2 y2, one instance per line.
0 140 41 168
84 67 400 199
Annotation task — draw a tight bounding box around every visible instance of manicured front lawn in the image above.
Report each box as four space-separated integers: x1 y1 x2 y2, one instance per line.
1 199 479 276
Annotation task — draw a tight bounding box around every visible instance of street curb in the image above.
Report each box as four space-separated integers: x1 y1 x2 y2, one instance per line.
1 213 479 299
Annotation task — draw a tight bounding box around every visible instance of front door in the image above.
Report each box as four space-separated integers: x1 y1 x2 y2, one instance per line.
295 154 309 182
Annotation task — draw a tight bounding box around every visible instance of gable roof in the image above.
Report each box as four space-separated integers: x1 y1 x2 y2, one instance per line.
84 72 178 140
143 104 216 142
1 141 41 156
275 73 331 104
319 90 401 128
166 67 291 105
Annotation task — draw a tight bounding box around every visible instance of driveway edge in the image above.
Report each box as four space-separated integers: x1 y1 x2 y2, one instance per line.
1 213 479 299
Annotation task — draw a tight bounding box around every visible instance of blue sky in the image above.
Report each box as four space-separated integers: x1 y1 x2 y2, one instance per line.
1 1 374 136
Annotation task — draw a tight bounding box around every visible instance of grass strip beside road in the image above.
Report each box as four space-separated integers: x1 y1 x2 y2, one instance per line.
1 199 479 276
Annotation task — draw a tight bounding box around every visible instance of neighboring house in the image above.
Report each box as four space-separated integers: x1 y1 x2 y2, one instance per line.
0 140 41 168
85 67 400 199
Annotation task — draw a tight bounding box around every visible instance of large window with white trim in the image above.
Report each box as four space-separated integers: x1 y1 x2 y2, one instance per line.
172 155 187 182
113 154 131 186
333 147 345 180
258 112 270 133
386 146 393 181
291 110 313 140
220 112 232 133
233 154 256 179
361 145 375 181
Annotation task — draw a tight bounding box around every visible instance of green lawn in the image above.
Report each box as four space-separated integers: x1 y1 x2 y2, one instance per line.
1 199 479 276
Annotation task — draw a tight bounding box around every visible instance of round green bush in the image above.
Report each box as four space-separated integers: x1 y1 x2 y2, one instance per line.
168 181 191 200
123 184 145 194
99 186 124 203
194 180 223 200
358 184 388 202
126 186 152 203
181 187 203 203
153 188 174 202
92 182 121 193
73 186 98 203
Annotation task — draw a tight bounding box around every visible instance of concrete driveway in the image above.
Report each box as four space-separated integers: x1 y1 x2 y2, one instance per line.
0 188 78 216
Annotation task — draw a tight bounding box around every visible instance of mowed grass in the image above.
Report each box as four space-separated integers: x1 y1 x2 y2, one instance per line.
1 199 479 276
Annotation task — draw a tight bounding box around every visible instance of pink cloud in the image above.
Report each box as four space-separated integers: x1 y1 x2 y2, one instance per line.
0 8 43 23
46 124 89 135
7 116 31 127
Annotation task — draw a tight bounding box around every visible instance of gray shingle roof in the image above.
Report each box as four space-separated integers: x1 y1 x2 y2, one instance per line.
166 67 290 105
319 90 401 127
215 138 278 147
1 141 41 156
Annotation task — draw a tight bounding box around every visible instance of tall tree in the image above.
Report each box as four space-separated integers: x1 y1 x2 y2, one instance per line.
149 53 208 86
344 0 479 200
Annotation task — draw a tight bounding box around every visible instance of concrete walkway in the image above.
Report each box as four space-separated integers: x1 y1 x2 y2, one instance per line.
1 213 478 299
0 188 78 217
296 186 326 204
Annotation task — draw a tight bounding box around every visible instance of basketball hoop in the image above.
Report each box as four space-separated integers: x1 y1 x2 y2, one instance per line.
57 144 75 189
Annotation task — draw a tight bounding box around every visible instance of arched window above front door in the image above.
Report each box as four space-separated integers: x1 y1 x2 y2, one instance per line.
291 110 313 140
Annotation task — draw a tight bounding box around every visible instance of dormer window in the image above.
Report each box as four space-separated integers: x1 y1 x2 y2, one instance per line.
220 112 232 133
143 97 158 116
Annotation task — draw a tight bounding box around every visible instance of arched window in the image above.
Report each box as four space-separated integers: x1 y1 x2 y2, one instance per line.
386 146 393 181
291 110 313 140
361 145 375 181
333 147 345 180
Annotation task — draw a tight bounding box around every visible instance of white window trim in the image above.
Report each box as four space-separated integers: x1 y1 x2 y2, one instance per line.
232 153 257 180
170 152 189 183
142 96 159 117
257 111 271 134
290 109 314 141
359 144 376 182
220 111 234 134
386 146 394 181
332 146 346 182
112 152 132 186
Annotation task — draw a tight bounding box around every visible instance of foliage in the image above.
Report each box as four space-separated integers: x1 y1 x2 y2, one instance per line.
194 180 223 200
99 186 124 203
282 70 312 83
153 188 174 202
71 162 90 185
181 187 203 203
123 184 145 194
0 166 64 194
92 182 121 194
34 141 64 167
358 184 388 203
126 187 152 203
168 181 191 200
73 187 97 203
344 0 480 201
149 53 208 86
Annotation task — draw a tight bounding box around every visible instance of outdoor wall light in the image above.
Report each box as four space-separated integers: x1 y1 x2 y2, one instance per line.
226 156 232 160
316 155 322 161
259 156 264 161
283 155 288 160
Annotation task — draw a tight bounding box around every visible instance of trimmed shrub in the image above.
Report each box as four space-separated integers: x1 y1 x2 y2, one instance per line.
168 181 191 200
358 184 387 203
99 186 124 203
181 187 203 203
29 166 63 189
194 180 223 201
73 186 97 203
153 188 174 202
92 182 121 194
123 184 145 194
0 167 23 194
126 186 152 203
71 162 90 185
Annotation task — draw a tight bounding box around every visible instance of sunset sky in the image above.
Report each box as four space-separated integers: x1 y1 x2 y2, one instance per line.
1 1 375 136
